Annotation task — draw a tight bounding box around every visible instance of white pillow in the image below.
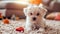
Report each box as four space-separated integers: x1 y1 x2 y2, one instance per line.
0 9 6 16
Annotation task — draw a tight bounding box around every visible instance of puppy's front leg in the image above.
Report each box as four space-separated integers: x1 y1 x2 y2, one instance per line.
25 23 32 33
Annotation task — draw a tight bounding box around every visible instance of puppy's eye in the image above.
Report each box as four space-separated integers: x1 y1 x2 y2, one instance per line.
30 13 32 15
37 13 39 16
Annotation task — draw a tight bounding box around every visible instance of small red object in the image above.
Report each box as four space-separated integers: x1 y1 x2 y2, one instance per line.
55 14 60 20
16 27 24 32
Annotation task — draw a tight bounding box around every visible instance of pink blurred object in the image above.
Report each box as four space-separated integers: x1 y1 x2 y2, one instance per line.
55 14 60 20
0 13 2 16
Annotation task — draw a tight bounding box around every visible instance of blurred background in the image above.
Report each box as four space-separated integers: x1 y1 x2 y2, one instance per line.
0 0 60 20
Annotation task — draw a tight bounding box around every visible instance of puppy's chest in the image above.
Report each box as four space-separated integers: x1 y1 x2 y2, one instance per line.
32 23 42 30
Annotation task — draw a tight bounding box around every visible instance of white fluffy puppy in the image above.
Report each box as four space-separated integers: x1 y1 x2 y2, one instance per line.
24 5 47 32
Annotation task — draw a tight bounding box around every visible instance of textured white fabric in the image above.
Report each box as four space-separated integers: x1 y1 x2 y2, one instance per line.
0 19 60 34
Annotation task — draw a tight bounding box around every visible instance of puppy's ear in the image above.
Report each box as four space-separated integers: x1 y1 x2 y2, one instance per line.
40 7 47 16
23 8 27 16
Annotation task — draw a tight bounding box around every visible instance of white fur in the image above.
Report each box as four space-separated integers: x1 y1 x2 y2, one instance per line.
24 4 47 32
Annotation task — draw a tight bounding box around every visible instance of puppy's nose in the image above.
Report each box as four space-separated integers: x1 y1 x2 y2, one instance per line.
33 17 36 21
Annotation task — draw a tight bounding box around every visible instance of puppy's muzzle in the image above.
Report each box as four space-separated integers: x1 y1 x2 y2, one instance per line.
33 17 36 21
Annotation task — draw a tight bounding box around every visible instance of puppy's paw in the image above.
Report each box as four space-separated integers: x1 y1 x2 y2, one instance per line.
25 27 32 33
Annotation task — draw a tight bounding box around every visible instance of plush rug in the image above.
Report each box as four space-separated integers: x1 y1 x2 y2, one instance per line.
0 19 60 34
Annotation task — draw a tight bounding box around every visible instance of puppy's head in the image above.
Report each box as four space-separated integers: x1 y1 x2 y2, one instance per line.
24 5 47 21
